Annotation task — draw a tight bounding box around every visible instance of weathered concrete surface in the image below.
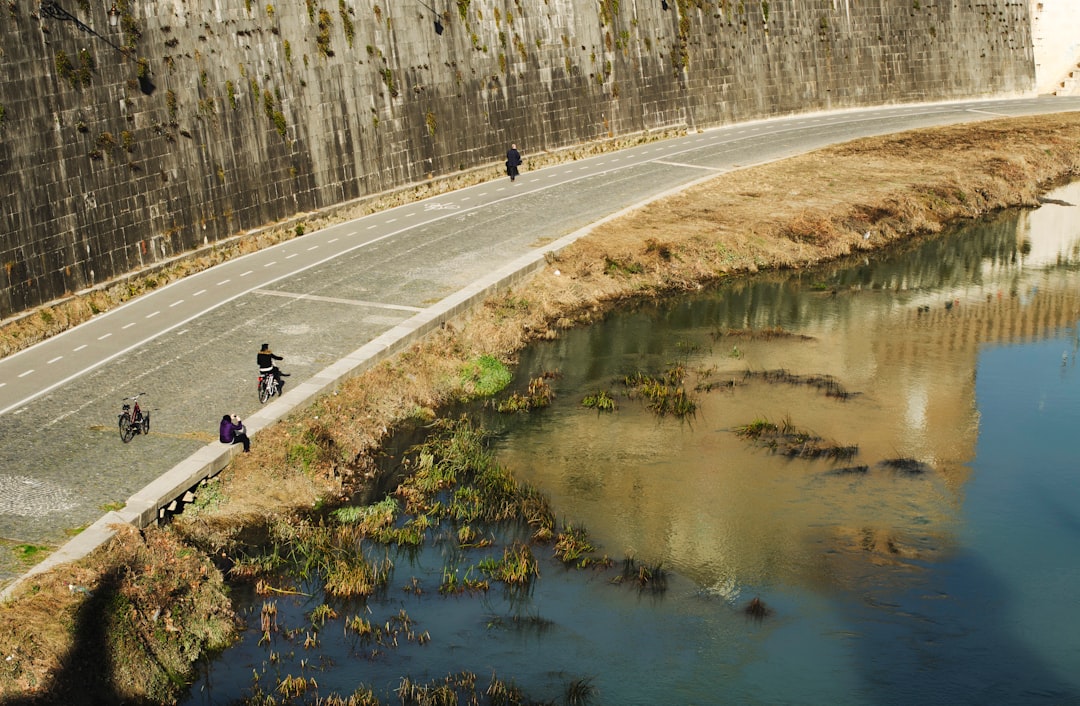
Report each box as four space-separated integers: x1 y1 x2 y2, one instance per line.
0 0 1035 317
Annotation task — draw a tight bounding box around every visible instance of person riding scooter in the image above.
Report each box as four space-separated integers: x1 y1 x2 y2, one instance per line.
257 343 286 393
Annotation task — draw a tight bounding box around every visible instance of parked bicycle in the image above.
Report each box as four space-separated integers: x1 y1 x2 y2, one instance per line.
118 392 150 443
257 371 279 404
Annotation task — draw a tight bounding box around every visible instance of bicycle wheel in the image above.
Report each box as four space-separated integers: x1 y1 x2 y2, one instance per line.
141 412 150 435
258 378 271 404
119 415 135 443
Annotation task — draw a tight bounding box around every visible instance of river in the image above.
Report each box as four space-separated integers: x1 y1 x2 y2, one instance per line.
184 181 1080 705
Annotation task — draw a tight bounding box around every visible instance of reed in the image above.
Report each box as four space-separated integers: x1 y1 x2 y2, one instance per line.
554 524 597 567
581 389 618 411
478 541 539 586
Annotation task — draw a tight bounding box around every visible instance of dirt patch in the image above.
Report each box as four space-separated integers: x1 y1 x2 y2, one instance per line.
2 112 1079 701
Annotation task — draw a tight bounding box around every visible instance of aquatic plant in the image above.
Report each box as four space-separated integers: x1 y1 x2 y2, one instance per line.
478 541 539 586
494 375 554 412
613 556 667 594
879 457 930 474
308 602 337 628
581 389 617 411
397 418 556 539
440 564 489 594
622 365 698 418
742 368 854 400
734 416 857 459
744 596 772 622
565 676 598 705
554 524 599 567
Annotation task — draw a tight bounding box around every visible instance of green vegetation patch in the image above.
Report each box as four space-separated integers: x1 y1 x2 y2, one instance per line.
459 354 511 396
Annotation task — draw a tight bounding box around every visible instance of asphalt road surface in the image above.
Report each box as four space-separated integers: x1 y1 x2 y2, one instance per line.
2 96 1079 585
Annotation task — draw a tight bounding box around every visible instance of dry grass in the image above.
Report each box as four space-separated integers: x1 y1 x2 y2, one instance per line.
1 113 1079 702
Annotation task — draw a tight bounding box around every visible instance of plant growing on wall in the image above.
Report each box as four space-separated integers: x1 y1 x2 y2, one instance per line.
165 89 177 119
455 0 468 22
339 0 354 47
0 103 6 127
381 68 398 97
226 80 237 109
317 8 333 56
425 111 437 136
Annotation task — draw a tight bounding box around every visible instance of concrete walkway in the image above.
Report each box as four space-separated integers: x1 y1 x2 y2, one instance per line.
3 96 1080 601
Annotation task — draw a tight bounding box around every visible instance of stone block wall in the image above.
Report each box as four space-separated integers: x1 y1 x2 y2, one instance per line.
0 0 1035 318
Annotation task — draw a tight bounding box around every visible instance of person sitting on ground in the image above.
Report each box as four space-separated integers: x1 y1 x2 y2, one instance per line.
219 414 250 452
257 343 286 392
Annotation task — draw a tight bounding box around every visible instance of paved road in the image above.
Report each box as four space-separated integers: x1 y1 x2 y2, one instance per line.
2 96 1079 583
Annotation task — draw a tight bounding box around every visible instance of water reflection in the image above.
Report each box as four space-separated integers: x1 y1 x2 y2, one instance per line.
494 202 1080 594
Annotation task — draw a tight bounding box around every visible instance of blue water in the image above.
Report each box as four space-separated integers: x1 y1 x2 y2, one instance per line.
184 183 1080 705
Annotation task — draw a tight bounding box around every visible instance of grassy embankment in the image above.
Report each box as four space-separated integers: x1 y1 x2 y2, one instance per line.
1 112 1078 702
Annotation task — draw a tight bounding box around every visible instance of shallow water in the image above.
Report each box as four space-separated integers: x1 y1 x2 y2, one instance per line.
184 182 1080 705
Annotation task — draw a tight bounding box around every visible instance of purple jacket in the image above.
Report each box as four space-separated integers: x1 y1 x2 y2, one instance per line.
219 417 243 443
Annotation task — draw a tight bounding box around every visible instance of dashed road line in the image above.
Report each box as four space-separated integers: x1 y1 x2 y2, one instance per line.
170 300 184 307
98 332 113 339
18 370 33 378
47 357 62 364
122 323 135 329
193 289 206 296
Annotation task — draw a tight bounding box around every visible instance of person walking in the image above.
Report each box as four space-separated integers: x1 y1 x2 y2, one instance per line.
505 143 522 182
219 414 250 452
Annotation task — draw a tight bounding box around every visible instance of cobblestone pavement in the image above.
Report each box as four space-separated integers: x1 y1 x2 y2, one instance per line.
3 97 1080 586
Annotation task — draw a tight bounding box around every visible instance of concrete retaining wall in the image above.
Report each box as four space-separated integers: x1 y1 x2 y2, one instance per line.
0 0 1035 318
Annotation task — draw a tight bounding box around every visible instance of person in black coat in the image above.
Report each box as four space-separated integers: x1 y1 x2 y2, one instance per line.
257 343 285 392
505 144 522 182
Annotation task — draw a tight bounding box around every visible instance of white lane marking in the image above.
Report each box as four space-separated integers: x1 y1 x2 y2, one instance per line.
386 218 398 224
460 196 471 201
240 270 253 276
328 238 339 243
193 289 206 296
218 279 231 285
18 370 34 378
98 333 112 340
367 224 377 229
654 160 725 171
170 300 184 307
255 289 424 312
176 329 189 336
73 344 87 352
403 212 416 218
347 231 356 236
145 311 159 319
307 246 318 251
263 261 276 267
122 323 135 329
47 356 62 364
0 382 5 388
285 253 298 259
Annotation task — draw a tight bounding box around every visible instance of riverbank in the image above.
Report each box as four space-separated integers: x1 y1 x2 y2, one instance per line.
1 112 1078 702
